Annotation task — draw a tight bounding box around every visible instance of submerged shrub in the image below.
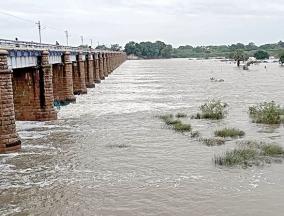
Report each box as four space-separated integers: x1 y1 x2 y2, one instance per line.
260 144 284 156
176 113 188 118
165 118 182 126
192 100 228 120
158 113 192 133
249 101 284 124
191 131 200 138
158 114 174 121
215 141 284 167
214 148 258 166
173 122 192 132
214 128 245 138
199 137 226 146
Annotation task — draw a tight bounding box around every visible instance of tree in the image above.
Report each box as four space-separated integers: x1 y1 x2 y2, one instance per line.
245 42 258 51
254 50 269 60
124 41 136 55
160 45 173 58
96 45 109 50
232 49 248 67
110 44 122 51
279 51 284 65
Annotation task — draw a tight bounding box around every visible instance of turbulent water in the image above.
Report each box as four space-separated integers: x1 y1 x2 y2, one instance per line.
1 59 284 216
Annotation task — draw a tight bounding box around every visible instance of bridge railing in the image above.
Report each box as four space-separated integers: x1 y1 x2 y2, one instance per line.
0 38 121 53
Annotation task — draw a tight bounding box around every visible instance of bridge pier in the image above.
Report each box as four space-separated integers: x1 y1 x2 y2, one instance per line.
85 52 95 88
52 52 76 104
94 53 101 83
0 50 21 153
72 52 87 95
13 51 57 121
103 53 108 78
98 53 105 80
0 40 127 154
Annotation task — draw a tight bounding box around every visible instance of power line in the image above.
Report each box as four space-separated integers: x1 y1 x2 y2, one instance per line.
0 10 108 46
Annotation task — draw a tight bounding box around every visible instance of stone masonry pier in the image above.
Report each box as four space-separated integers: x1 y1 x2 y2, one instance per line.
0 39 127 153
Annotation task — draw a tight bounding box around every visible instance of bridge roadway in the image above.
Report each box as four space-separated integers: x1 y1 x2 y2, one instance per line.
0 39 127 153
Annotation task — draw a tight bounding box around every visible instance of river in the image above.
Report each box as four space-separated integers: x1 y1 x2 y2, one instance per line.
1 59 284 216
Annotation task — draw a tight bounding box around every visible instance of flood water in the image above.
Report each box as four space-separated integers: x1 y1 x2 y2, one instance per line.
1 59 284 216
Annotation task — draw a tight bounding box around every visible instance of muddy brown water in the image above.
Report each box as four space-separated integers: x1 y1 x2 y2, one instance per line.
1 59 284 216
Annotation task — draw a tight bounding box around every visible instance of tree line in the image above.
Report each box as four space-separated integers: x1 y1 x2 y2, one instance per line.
124 40 284 61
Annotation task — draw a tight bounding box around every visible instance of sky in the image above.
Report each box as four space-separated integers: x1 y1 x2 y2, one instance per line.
0 0 283 47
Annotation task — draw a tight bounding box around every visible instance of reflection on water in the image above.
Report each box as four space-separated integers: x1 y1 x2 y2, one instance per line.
1 59 284 216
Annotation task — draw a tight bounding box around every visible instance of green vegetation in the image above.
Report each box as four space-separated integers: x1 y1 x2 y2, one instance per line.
214 148 258 166
173 122 192 132
158 114 192 133
279 51 284 65
214 128 245 138
199 137 226 146
124 40 284 59
176 113 187 118
254 50 269 60
231 49 248 67
192 100 228 120
249 101 284 124
214 141 284 167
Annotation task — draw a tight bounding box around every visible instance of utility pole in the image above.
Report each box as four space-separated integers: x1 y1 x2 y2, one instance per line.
64 30 69 46
35 21 42 43
80 36 84 45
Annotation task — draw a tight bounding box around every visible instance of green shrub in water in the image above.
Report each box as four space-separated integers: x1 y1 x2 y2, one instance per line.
249 101 284 124
176 113 188 118
214 148 258 166
214 128 245 138
199 137 226 146
173 122 192 132
192 100 228 120
214 141 284 167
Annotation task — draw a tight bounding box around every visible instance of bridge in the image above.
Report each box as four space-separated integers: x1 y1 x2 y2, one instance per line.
0 39 127 153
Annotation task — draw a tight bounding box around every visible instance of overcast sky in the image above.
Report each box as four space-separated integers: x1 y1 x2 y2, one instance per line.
0 0 283 47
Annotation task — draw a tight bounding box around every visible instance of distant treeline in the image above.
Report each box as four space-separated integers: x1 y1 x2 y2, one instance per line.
124 41 284 59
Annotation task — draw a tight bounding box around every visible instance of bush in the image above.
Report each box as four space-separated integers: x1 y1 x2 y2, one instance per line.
173 122 192 132
214 141 284 167
214 148 258 166
192 100 228 120
249 101 284 124
254 50 269 60
176 113 187 118
199 137 226 146
214 128 245 138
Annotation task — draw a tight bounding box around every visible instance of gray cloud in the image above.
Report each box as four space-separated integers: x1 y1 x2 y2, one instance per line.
0 0 283 47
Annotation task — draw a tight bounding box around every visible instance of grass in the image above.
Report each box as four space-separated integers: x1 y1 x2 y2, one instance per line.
158 114 192 133
176 113 188 118
173 122 192 132
199 137 226 146
192 100 228 120
214 148 258 167
165 118 182 126
214 141 284 167
249 101 284 124
214 128 245 138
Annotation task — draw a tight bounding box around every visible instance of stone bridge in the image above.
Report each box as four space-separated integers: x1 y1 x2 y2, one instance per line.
0 39 127 153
